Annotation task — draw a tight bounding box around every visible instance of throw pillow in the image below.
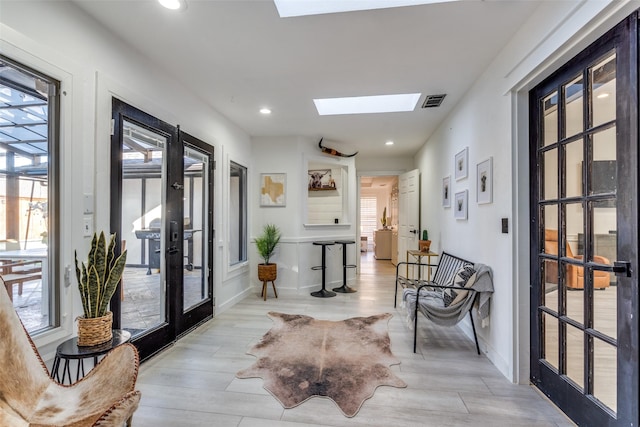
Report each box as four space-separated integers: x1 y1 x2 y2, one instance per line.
450 265 477 306
442 265 475 307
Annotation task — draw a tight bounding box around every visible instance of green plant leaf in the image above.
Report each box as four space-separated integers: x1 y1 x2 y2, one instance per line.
75 231 127 318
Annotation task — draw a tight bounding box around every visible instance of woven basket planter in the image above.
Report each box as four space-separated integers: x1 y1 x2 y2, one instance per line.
258 263 277 282
77 311 113 346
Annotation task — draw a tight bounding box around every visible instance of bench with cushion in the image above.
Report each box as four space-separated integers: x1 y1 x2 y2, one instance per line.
395 251 493 354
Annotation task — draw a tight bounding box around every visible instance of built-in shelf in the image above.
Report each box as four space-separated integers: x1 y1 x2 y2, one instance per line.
303 223 351 228
308 187 337 192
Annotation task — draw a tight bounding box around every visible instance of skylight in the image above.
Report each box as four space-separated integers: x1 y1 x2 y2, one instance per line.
313 93 421 116
274 0 458 18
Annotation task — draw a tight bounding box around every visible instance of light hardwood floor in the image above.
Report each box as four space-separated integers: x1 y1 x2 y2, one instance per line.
132 253 576 426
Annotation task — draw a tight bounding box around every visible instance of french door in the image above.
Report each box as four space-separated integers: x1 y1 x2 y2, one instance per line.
110 99 214 361
529 13 638 426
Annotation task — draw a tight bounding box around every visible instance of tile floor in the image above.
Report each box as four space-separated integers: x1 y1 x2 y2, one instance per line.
132 253 576 426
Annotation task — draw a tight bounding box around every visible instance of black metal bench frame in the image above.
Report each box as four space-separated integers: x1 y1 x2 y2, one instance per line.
395 251 480 354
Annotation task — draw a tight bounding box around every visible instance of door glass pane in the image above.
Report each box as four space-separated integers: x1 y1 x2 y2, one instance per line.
591 53 616 128
564 76 584 138
543 312 559 370
593 338 617 413
593 201 616 336
566 324 584 389
565 139 584 198
121 120 167 336
542 92 558 147
543 259 559 311
591 127 616 196
566 202 584 324
543 205 558 253
183 146 208 311
543 149 558 200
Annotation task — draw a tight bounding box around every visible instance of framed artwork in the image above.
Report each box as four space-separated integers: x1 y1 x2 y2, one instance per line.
442 176 451 207
308 169 335 191
476 157 493 204
260 173 286 207
454 147 468 181
454 190 468 220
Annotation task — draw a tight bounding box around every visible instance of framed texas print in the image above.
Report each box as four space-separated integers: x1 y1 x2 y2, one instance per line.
476 157 493 204
260 173 286 207
442 175 451 207
454 147 468 181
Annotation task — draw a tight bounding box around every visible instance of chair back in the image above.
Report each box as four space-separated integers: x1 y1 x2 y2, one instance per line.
0 280 50 419
431 252 473 286
544 229 575 258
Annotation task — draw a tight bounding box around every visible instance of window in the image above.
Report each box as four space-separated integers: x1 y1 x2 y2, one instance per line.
229 161 247 265
0 56 59 333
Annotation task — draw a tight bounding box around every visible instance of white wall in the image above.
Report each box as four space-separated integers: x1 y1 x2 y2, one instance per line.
415 0 636 382
251 136 359 293
0 1 253 358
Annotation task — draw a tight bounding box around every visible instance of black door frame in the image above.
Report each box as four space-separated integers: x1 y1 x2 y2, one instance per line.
529 13 638 426
176 130 214 336
110 98 215 360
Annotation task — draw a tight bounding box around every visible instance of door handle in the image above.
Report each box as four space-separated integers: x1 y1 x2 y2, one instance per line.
410 229 418 234
171 182 184 190
589 261 632 277
167 246 179 255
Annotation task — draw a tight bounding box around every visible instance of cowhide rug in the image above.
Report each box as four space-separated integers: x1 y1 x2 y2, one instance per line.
236 312 407 417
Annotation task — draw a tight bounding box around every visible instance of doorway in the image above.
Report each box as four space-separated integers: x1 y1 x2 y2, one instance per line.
110 99 214 361
529 13 638 426
360 175 398 262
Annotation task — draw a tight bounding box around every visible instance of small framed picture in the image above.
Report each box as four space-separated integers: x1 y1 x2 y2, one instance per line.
260 173 286 207
454 190 468 220
442 176 451 208
476 157 493 204
454 147 468 181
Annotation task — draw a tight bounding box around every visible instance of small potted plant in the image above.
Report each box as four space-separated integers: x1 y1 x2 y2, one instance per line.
75 231 127 346
255 224 281 288
419 229 431 252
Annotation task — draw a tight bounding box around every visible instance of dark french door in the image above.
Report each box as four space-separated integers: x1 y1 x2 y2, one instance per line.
110 99 214 361
529 13 638 426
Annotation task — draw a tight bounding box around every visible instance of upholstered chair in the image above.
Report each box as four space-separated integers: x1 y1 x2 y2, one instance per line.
0 281 141 426
544 229 611 290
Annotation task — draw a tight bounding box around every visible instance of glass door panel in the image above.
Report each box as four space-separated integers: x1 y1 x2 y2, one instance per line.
183 145 208 311
121 119 167 336
175 131 213 336
531 14 638 425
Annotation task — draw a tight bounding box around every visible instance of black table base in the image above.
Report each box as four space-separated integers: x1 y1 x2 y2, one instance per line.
311 241 336 298
332 240 357 293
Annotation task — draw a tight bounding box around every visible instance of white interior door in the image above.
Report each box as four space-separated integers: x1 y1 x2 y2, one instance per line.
398 169 420 263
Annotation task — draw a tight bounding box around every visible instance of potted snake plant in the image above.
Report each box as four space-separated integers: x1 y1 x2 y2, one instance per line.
75 231 127 346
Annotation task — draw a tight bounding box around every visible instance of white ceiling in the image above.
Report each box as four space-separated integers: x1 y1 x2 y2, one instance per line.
73 0 543 158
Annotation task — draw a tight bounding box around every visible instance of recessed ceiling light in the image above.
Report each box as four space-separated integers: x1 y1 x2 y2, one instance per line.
274 0 458 18
385 141 394 146
158 0 187 11
260 108 272 115
597 92 610 99
313 93 421 116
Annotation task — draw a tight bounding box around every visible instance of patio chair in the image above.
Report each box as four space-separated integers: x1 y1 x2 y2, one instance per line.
0 280 141 426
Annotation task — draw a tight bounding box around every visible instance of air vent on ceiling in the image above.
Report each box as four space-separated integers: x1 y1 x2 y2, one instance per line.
421 94 446 108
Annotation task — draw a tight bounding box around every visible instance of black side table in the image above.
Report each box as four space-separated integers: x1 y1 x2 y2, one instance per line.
332 240 357 293
51 329 132 384
310 241 336 298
